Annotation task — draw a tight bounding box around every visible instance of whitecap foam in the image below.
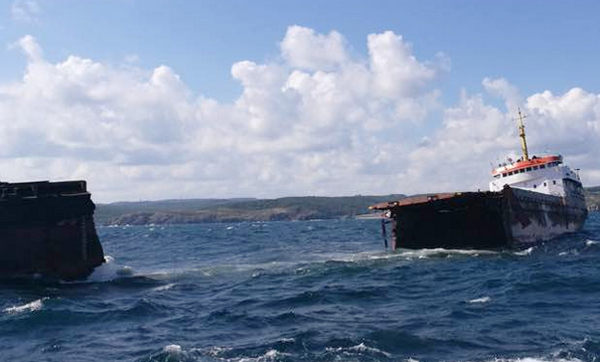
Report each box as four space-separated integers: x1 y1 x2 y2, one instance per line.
490 358 584 362
230 349 289 362
262 349 282 360
4 298 47 314
83 256 135 283
397 248 498 259
585 239 599 246
163 344 182 355
198 346 232 357
152 283 176 292
514 246 535 256
159 344 192 361
326 343 391 358
468 296 491 304
349 343 392 357
142 260 299 281
558 249 579 257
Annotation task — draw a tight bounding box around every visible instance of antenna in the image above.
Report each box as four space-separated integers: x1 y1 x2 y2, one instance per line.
515 108 529 161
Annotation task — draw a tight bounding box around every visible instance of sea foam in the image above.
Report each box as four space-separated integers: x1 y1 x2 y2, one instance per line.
4 298 46 314
327 343 392 358
468 296 491 304
84 255 134 283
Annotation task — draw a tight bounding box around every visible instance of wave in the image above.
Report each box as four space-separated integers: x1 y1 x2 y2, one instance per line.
468 296 491 304
120 246 501 284
144 344 192 362
514 246 535 256
396 247 500 259
74 234 593 290
3 297 47 314
137 335 599 362
145 344 291 362
326 342 392 358
151 283 176 292
486 358 584 362
80 255 134 283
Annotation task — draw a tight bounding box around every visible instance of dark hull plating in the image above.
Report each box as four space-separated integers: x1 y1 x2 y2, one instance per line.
0 181 105 281
377 186 587 250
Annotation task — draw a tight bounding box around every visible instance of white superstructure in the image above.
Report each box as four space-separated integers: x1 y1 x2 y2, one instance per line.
489 155 582 197
488 109 583 197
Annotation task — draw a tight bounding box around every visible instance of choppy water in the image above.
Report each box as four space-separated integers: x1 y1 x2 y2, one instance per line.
1 213 600 362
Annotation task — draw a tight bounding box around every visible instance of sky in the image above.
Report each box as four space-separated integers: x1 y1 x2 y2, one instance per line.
0 0 599 202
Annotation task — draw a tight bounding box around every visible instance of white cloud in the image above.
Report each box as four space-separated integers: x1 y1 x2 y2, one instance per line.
405 80 600 191
1 30 599 202
280 25 349 70
11 0 40 23
525 88 600 184
482 77 521 111
368 31 438 99
12 34 43 62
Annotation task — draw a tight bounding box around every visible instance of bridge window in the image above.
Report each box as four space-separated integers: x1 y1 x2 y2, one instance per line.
540 165 546 169
533 166 538 170
526 167 532 171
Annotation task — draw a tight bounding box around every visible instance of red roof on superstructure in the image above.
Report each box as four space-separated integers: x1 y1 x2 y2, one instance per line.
492 155 561 176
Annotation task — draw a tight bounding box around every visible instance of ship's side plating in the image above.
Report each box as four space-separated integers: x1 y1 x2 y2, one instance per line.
505 181 587 245
0 181 105 280
386 192 508 250
378 183 587 250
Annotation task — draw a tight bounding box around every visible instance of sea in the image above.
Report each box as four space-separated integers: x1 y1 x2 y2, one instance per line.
1 213 600 362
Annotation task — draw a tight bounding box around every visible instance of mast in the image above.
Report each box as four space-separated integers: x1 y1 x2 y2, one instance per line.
517 108 529 161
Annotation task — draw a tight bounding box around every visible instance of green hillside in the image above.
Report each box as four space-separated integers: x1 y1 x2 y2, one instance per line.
95 186 599 226
95 194 405 225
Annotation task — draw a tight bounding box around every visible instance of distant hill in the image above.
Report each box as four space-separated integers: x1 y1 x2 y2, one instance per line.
94 198 255 224
95 186 599 226
94 195 405 226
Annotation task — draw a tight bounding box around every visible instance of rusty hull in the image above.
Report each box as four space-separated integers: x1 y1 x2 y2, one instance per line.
373 185 587 250
0 181 105 281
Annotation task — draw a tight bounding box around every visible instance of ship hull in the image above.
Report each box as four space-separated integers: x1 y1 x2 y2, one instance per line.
377 186 587 250
0 181 105 281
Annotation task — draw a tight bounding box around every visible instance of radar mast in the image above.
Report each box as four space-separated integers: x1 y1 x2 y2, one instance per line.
517 108 529 161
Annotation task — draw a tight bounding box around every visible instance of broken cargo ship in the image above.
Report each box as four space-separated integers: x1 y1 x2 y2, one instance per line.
0 180 105 281
371 110 588 250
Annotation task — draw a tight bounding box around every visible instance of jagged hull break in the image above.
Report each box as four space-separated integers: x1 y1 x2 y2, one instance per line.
0 181 105 281
372 186 587 250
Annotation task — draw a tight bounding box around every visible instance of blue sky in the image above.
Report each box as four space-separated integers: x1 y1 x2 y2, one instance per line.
4 1 599 101
1 1 599 201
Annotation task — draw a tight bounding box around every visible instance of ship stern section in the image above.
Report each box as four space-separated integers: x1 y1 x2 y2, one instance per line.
0 181 105 281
